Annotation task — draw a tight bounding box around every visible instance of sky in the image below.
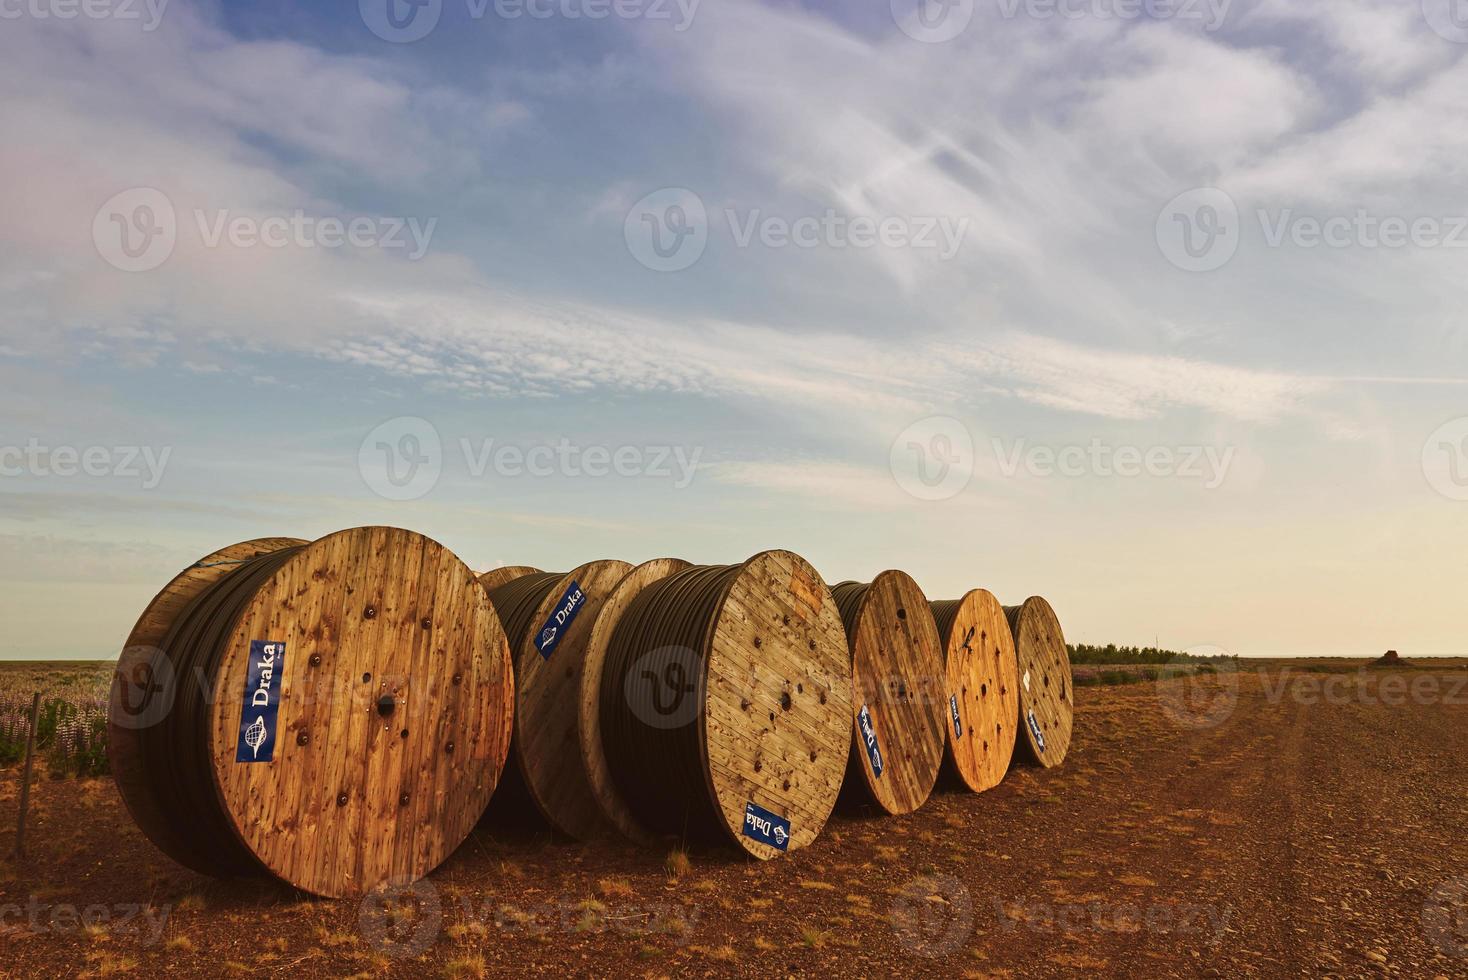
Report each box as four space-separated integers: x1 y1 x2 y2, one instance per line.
2 0 1467 660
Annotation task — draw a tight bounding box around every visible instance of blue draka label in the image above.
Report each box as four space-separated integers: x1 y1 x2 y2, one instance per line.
1026 709 1046 754
857 704 884 778
950 694 962 738
534 581 585 659
742 801 791 851
236 641 285 763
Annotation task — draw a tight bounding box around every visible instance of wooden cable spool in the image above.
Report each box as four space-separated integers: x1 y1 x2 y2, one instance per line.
578 557 692 843
599 551 852 858
486 560 633 840
831 572 946 815
930 589 1019 793
478 566 543 591
1003 596 1073 768
107 527 514 898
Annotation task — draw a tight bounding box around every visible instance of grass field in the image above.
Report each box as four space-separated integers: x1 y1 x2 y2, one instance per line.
0 662 112 778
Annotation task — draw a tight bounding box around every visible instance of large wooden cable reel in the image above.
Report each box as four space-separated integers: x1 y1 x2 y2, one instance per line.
108 527 514 898
1003 596 1073 768
930 589 1020 792
831 571 947 816
485 560 634 840
599 551 853 859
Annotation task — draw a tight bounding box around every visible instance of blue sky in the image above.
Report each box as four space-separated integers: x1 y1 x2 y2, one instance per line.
2 0 1467 659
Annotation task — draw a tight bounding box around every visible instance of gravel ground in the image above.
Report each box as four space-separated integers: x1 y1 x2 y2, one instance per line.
2 663 1465 978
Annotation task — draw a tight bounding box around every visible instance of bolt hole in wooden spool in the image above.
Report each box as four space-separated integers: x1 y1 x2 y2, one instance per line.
578 558 692 844
1002 596 1073 768
930 589 1020 793
483 560 633 840
831 572 947 816
107 528 515 898
599 551 852 859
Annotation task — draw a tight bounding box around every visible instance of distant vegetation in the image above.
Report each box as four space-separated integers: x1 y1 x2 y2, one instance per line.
1068 644 1238 688
1068 644 1238 666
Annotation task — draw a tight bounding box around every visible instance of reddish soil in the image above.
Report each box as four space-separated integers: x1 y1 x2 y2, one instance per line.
2 664 1466 978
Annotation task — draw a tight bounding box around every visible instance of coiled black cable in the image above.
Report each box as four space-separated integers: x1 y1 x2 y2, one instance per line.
139 546 304 877
599 563 742 844
830 581 869 640
483 571 566 824
487 573 567 658
830 581 872 806
930 598 963 648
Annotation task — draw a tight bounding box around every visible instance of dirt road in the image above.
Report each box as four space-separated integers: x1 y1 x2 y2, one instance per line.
2 665 1465 978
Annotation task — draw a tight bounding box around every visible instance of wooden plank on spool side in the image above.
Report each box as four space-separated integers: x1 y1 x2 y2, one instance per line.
835 572 947 815
932 589 1019 793
513 559 633 841
703 551 853 859
578 557 691 844
1003 596 1073 769
478 566 543 591
109 537 308 877
208 527 514 898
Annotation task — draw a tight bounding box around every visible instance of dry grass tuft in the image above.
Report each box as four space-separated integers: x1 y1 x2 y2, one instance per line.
800 927 832 949
664 849 692 879
443 955 487 979
596 877 634 899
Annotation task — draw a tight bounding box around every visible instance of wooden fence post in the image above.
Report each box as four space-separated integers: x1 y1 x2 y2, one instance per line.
15 692 41 861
